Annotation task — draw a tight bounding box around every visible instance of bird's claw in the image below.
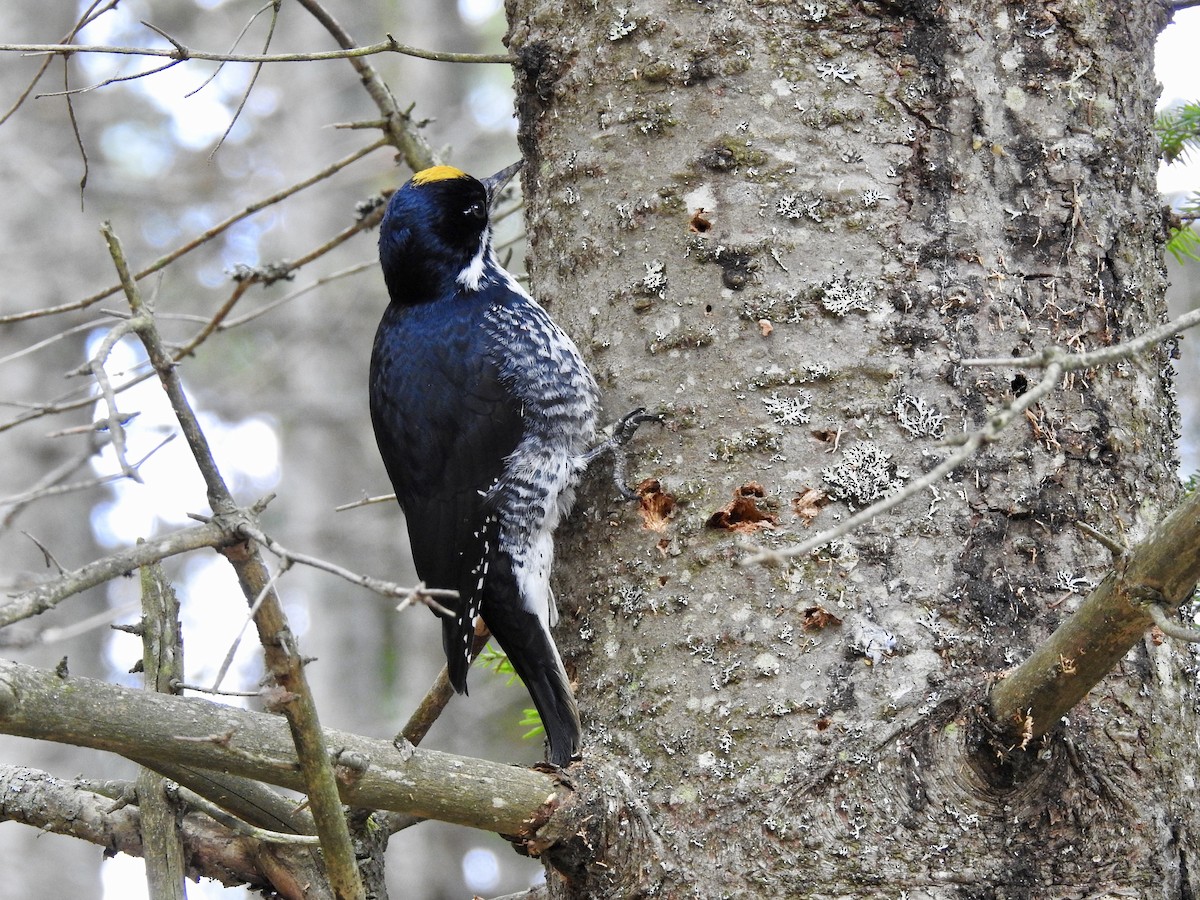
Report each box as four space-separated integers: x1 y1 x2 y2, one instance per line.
612 407 662 448
582 407 662 499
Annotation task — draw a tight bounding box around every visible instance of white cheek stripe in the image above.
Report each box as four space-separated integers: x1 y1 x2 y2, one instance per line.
456 232 489 291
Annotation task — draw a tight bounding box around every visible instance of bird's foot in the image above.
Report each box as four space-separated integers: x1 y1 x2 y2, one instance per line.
584 407 663 499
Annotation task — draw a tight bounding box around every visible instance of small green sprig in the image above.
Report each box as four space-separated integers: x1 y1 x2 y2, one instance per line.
475 646 546 739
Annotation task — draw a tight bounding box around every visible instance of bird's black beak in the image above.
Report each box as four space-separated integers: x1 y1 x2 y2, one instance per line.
482 160 523 210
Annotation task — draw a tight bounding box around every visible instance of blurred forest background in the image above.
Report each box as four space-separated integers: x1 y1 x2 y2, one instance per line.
0 1 1197 898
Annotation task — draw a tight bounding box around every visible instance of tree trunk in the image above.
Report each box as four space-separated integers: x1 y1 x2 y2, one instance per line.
506 0 1198 896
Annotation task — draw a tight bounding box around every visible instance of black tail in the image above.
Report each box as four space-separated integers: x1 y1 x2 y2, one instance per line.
509 634 581 767
482 564 581 767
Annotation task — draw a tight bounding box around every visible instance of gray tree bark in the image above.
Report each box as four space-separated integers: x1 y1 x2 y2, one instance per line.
506 0 1198 895
3 1 1199 897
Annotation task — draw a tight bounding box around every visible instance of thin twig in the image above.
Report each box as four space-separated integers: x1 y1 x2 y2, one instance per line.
0 0 120 125
959 307 1200 368
1 520 231 628
0 317 106 368
208 1 281 158
1 432 173 530
237 521 457 614
210 558 290 693
165 783 321 845
0 38 514 65
0 137 388 326
38 57 183 99
740 362 1065 566
99 222 364 900
60 55 88 206
293 0 435 171
333 492 395 512
81 319 141 480
1144 602 1200 643
188 1 276 98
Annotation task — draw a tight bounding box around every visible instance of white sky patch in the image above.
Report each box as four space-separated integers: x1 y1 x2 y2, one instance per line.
462 846 501 893
458 0 503 26
467 80 518 133
103 854 245 900
86 332 281 546
1156 9 1200 197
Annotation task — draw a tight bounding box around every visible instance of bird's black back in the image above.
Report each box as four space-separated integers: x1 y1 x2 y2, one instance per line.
370 292 524 690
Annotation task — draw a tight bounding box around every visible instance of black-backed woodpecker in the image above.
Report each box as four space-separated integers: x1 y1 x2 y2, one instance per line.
370 162 599 767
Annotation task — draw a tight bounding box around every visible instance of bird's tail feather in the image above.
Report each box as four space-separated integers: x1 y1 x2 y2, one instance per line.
482 568 581 766
508 637 581 767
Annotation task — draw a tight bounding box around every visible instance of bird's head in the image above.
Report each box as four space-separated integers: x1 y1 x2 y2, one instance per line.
379 161 522 305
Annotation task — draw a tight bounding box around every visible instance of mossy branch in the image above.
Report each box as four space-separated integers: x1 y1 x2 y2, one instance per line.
0 657 565 837
136 562 188 900
985 489 1200 748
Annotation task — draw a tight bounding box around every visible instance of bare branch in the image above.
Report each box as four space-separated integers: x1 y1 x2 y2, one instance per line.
1143 601 1200 642
1 520 231 628
0 137 388 326
0 764 326 896
137 562 188 899
293 0 436 171
100 223 364 899
399 628 492 747
0 38 514 66
0 658 566 837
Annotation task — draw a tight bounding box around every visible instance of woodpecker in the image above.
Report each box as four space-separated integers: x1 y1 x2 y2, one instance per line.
370 162 601 767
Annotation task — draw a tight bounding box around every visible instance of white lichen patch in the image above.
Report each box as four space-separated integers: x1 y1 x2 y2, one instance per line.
852 619 897 665
820 276 874 316
754 652 781 677
821 441 904 509
608 7 637 41
815 61 856 84
894 394 946 438
641 259 668 297
861 188 884 208
763 391 813 427
776 193 823 222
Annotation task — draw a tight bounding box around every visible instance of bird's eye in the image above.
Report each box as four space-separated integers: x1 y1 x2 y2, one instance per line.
465 201 487 220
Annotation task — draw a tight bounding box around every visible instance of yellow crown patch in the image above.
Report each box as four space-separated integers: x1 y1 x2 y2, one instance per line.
411 165 469 185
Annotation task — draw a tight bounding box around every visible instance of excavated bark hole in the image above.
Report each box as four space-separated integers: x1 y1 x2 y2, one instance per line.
964 706 1059 792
